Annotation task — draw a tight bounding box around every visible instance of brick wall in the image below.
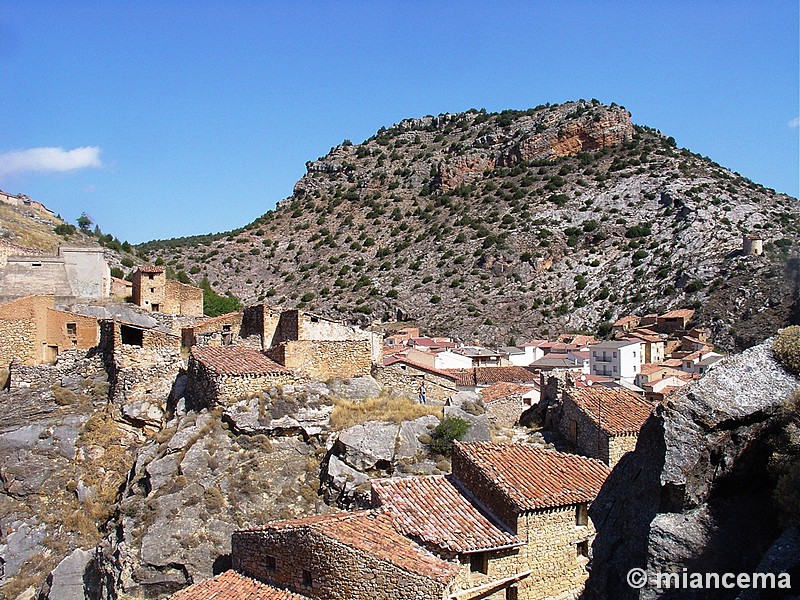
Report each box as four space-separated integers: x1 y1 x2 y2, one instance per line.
232 529 450 600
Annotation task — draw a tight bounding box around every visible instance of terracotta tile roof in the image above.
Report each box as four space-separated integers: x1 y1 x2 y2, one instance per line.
138 264 165 273
382 356 459 381
190 346 292 376
565 387 655 436
372 475 522 553
443 366 538 386
480 382 536 403
613 315 640 327
660 358 684 368
625 331 662 343
454 442 611 511
169 570 309 599
660 308 695 320
253 511 460 584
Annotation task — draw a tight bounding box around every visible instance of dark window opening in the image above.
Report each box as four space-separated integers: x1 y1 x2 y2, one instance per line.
150 288 155 293
66 322 77 336
302 569 312 587
576 503 588 526
32 262 42 267
506 587 519 600
577 540 589 557
222 324 232 332
469 552 488 574
151 303 160 312
120 325 144 347
310 316 319 323
147 273 154 280
265 555 276 572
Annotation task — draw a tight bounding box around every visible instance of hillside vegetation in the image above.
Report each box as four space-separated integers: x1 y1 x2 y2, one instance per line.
138 100 800 348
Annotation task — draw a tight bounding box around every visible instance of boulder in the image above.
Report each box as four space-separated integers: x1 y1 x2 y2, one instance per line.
443 406 490 442
327 376 382 400
585 342 800 600
38 548 94 600
335 421 398 471
396 415 440 460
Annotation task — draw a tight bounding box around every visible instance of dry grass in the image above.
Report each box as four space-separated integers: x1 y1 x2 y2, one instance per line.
0 203 63 251
330 396 442 430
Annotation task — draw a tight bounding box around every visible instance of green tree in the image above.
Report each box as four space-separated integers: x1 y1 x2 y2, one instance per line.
77 212 93 231
199 277 242 317
429 416 471 455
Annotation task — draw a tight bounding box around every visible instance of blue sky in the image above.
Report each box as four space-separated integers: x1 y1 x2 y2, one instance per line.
0 1 797 244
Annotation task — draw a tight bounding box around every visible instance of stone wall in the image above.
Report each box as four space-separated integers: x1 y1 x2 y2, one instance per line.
268 340 373 380
375 363 456 403
232 528 450 600
485 395 525 428
607 434 637 467
100 321 184 427
514 507 595 600
451 446 518 529
9 349 106 391
182 312 243 348
186 359 301 408
46 309 99 353
163 279 204 317
0 317 36 366
557 396 611 465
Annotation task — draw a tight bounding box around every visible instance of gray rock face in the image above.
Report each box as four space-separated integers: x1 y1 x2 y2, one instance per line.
585 342 800 600
38 548 94 600
443 406 490 442
326 376 381 400
336 421 398 471
396 415 440 460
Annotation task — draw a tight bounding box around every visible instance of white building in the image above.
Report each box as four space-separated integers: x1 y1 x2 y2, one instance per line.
589 340 641 381
433 349 474 370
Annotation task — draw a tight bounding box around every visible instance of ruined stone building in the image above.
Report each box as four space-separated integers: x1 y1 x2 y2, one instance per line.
0 295 100 369
181 311 244 348
0 246 110 303
173 442 610 600
132 265 204 317
187 345 298 407
242 305 381 380
556 387 655 466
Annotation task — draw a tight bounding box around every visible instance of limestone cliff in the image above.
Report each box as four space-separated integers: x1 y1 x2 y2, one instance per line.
584 341 800 599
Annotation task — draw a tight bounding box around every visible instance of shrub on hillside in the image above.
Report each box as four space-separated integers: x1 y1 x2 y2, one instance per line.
429 416 471 455
774 326 800 376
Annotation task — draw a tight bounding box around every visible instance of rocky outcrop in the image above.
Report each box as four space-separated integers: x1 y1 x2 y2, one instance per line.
585 341 800 599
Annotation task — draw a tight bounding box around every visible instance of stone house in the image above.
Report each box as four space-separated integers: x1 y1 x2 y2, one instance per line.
0 246 110 303
623 329 665 365
611 315 640 335
479 382 538 427
181 441 609 600
187 345 299 407
132 266 204 317
742 233 764 256
99 319 183 424
655 308 695 334
231 511 462 600
180 311 244 348
242 305 381 380
110 276 133 301
170 569 310 599
0 295 100 368
448 442 611 599
557 386 654 466
377 356 459 402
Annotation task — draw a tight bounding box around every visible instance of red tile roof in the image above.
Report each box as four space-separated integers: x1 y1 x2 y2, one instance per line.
253 511 459 584
382 356 459 381
443 366 538 386
565 387 655 436
190 346 292 376
169 570 309 599
480 382 536 403
613 315 640 327
660 308 695 320
454 442 611 511
372 475 522 553
138 264 165 273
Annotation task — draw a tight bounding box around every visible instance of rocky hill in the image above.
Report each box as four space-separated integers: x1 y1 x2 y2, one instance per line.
138 100 800 349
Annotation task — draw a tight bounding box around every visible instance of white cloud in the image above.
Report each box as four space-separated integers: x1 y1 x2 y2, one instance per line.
0 146 103 177
789 117 800 128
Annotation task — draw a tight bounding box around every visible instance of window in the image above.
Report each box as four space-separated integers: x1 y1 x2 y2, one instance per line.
222 324 232 332
265 555 276 572
506 587 519 600
150 288 155 293
576 503 588 526
302 569 313 587
151 304 160 312
32 262 42 267
66 322 77 336
613 352 617 358
120 325 144 347
577 540 589 557
147 273 154 280
469 552 488 574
